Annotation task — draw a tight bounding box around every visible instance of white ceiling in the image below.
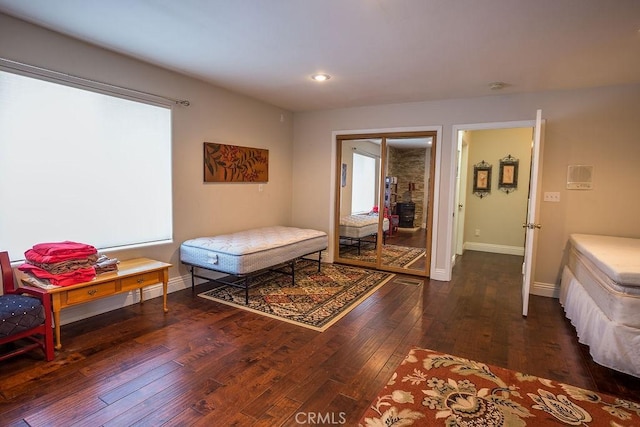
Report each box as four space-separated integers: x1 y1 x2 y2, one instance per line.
1 0 639 112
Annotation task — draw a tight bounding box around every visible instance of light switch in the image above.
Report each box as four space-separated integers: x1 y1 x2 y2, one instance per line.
543 192 560 202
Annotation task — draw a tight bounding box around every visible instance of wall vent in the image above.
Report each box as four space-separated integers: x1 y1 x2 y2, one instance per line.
567 165 593 190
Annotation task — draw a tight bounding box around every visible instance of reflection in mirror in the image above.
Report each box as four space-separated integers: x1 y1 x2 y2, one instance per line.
337 139 382 266
335 132 435 277
381 138 432 272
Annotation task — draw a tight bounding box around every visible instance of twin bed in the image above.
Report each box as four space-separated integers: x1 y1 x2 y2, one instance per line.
180 226 327 303
179 218 385 303
560 233 640 377
339 214 389 255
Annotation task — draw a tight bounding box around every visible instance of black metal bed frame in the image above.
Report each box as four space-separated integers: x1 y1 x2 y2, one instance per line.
184 248 324 304
338 231 386 255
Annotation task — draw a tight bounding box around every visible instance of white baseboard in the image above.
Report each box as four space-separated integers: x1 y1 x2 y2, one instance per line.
531 281 559 298
430 267 451 281
463 242 524 256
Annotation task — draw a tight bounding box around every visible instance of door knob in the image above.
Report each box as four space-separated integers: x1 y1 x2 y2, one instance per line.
522 223 542 229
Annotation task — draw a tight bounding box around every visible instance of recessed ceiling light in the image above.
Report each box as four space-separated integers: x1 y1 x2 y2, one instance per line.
311 73 331 82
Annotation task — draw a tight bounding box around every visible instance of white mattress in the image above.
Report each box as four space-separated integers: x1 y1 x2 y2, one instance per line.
569 234 640 286
339 214 389 239
565 246 640 327
559 233 640 377
180 226 327 275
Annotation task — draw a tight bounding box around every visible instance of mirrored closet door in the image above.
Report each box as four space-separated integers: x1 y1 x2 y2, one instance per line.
334 131 436 276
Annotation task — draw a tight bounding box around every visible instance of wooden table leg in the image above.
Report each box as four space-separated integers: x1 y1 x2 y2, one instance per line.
53 309 62 350
162 268 169 313
50 294 63 350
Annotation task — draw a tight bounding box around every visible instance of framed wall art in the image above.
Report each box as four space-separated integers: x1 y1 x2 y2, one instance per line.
203 142 269 183
473 160 492 198
498 154 519 193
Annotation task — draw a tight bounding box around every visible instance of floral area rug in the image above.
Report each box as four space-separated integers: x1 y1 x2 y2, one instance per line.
198 261 394 332
342 244 426 268
359 347 640 426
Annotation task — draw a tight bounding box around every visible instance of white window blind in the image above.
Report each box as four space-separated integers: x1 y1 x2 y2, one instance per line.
0 69 173 261
351 153 377 214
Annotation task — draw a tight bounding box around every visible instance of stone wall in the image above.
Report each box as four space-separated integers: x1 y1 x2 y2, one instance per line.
388 147 428 227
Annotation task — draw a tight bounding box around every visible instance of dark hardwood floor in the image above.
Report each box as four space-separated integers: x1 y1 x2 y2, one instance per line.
385 227 426 247
1 251 638 426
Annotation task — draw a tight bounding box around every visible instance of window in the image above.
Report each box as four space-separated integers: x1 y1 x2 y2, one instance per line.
351 153 377 214
0 69 173 261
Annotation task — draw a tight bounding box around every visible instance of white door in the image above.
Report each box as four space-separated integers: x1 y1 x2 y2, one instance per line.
453 146 462 255
455 141 469 256
522 109 545 317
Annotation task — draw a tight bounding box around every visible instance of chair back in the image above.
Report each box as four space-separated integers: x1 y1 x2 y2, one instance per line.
1 251 16 294
0 250 55 361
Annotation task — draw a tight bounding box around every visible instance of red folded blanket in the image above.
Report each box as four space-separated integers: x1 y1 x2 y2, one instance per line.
18 263 96 287
25 255 99 275
25 241 98 264
32 241 97 256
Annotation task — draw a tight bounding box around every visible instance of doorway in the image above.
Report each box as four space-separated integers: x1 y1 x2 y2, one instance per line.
452 124 534 265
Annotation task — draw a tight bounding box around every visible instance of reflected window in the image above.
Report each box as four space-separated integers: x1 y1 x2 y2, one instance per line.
351 153 377 214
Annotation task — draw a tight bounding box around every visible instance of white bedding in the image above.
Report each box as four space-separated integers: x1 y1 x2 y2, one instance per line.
180 226 327 275
559 233 640 377
569 234 640 286
339 214 389 239
565 247 640 327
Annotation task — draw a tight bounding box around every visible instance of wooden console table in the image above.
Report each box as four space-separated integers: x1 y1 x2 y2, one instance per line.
17 258 171 350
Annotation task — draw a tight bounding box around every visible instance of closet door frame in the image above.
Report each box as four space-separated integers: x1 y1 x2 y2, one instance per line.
333 130 438 277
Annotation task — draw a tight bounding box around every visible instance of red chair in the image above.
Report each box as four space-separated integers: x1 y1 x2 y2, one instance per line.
382 207 399 237
0 251 54 361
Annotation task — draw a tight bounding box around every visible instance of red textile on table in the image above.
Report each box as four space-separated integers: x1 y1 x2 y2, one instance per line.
24 255 99 275
31 241 97 256
18 263 96 287
25 241 97 264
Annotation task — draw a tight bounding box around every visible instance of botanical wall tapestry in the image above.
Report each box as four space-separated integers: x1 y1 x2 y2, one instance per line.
203 142 269 183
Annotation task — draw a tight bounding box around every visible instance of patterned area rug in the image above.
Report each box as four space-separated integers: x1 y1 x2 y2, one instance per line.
198 261 394 332
342 244 426 268
359 347 640 426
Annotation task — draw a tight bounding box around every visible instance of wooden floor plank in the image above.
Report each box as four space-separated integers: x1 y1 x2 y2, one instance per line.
286 378 346 423
23 391 107 427
98 360 182 404
250 396 302 427
70 368 186 427
341 303 422 401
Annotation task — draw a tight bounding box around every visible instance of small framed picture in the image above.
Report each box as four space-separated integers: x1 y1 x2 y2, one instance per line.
473 160 492 198
499 155 519 193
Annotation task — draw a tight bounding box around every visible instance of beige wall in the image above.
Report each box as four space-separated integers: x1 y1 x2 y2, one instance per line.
293 85 640 288
3 12 640 309
0 14 294 284
463 128 532 253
